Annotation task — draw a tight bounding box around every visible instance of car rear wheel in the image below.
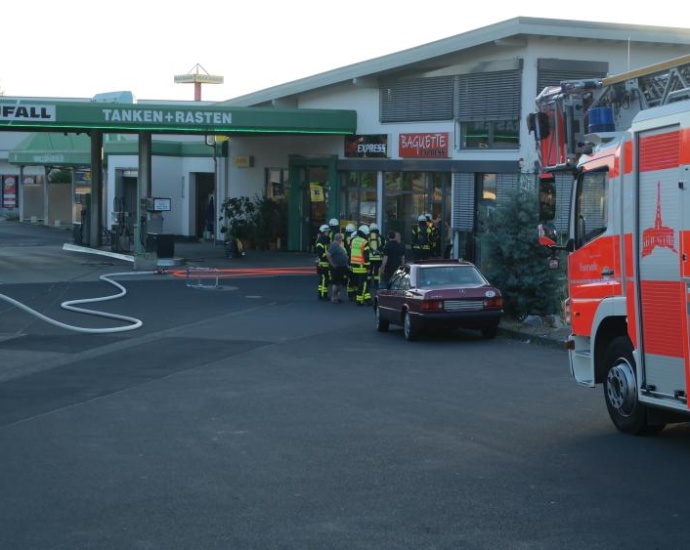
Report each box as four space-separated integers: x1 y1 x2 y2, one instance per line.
375 304 389 332
403 311 418 341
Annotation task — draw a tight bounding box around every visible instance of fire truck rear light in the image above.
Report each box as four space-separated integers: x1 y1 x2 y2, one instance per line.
565 339 575 350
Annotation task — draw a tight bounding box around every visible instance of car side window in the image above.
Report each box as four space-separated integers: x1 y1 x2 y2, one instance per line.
389 273 403 290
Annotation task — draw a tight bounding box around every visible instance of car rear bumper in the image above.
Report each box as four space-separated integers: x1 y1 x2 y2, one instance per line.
410 309 502 329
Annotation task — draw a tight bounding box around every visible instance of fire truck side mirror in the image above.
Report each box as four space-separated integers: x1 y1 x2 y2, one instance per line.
538 223 559 247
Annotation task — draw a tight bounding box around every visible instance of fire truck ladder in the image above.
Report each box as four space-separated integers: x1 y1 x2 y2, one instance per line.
532 54 690 172
599 53 690 110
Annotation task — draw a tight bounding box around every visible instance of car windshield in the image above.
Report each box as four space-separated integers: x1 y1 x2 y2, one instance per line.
417 266 486 288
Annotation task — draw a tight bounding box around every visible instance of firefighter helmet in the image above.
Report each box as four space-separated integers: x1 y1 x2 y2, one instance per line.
345 223 356 233
329 218 339 226
418 215 427 222
369 223 379 231
358 225 370 235
319 224 330 233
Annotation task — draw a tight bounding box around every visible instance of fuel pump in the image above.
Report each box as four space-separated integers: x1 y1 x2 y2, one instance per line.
73 193 90 245
142 197 174 258
111 197 133 253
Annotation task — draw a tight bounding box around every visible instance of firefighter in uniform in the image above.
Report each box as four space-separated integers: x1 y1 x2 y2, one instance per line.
328 218 340 239
425 213 440 258
349 225 372 306
367 223 386 291
315 224 332 300
411 214 432 261
344 223 357 301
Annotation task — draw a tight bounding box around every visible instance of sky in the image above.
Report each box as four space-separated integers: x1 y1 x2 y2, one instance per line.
1 1 688 103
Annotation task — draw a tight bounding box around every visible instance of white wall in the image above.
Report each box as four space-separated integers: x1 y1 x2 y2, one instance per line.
247 37 690 179
181 156 215 237
224 134 343 198
106 154 214 237
96 36 690 240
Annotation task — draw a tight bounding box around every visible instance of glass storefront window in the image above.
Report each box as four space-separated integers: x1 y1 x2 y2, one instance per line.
385 173 402 193
384 171 449 254
340 171 377 227
265 168 289 201
263 168 290 250
461 120 519 149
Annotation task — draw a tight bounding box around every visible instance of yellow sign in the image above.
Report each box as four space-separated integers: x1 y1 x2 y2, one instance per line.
234 155 254 168
310 183 324 202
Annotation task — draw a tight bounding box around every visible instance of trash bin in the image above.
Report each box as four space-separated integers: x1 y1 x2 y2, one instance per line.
146 233 175 258
73 223 83 245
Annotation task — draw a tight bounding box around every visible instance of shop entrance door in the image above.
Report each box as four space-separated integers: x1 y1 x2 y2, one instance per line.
472 173 497 265
299 166 329 252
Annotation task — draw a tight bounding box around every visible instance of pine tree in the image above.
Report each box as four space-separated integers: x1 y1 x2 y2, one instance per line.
479 186 564 320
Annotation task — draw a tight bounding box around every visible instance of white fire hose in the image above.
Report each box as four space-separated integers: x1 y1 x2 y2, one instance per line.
0 271 152 334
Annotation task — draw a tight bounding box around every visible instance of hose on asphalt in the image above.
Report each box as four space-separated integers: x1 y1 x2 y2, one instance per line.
0 271 153 334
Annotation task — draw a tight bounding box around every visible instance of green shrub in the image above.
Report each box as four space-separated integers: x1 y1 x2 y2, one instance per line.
479 185 565 320
220 195 287 249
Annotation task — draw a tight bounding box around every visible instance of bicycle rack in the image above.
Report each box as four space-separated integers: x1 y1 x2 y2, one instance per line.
185 267 234 290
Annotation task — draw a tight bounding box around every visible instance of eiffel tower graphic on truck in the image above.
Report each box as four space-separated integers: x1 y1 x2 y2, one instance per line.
642 181 677 257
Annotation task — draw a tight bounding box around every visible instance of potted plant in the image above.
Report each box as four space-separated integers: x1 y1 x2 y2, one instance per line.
219 196 256 250
252 195 287 251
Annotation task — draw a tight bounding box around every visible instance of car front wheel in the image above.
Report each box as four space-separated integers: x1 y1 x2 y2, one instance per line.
375 305 389 332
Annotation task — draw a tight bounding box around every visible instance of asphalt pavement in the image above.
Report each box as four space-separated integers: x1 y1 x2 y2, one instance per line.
0 218 568 360
12 219 690 550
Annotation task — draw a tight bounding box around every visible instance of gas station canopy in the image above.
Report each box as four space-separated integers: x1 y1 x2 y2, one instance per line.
0 98 357 135
9 132 92 166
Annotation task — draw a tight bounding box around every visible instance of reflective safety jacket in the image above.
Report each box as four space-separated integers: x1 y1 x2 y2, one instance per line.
349 236 370 269
315 235 330 267
411 224 432 251
368 231 385 261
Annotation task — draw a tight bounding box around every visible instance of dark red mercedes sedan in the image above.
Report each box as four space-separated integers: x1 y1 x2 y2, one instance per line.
374 259 504 341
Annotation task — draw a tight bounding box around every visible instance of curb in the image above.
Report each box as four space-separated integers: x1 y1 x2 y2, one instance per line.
497 327 568 350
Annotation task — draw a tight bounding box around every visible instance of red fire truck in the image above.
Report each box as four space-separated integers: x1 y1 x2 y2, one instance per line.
531 54 690 434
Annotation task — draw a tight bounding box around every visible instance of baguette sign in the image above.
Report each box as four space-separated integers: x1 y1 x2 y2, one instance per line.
399 132 449 158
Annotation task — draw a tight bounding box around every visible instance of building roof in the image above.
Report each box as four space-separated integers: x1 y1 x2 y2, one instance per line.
219 16 690 107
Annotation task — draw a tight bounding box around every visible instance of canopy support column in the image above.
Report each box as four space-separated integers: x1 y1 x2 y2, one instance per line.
135 132 152 255
89 131 103 247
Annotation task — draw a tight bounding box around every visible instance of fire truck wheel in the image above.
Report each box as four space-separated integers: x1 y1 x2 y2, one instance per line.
603 336 664 435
